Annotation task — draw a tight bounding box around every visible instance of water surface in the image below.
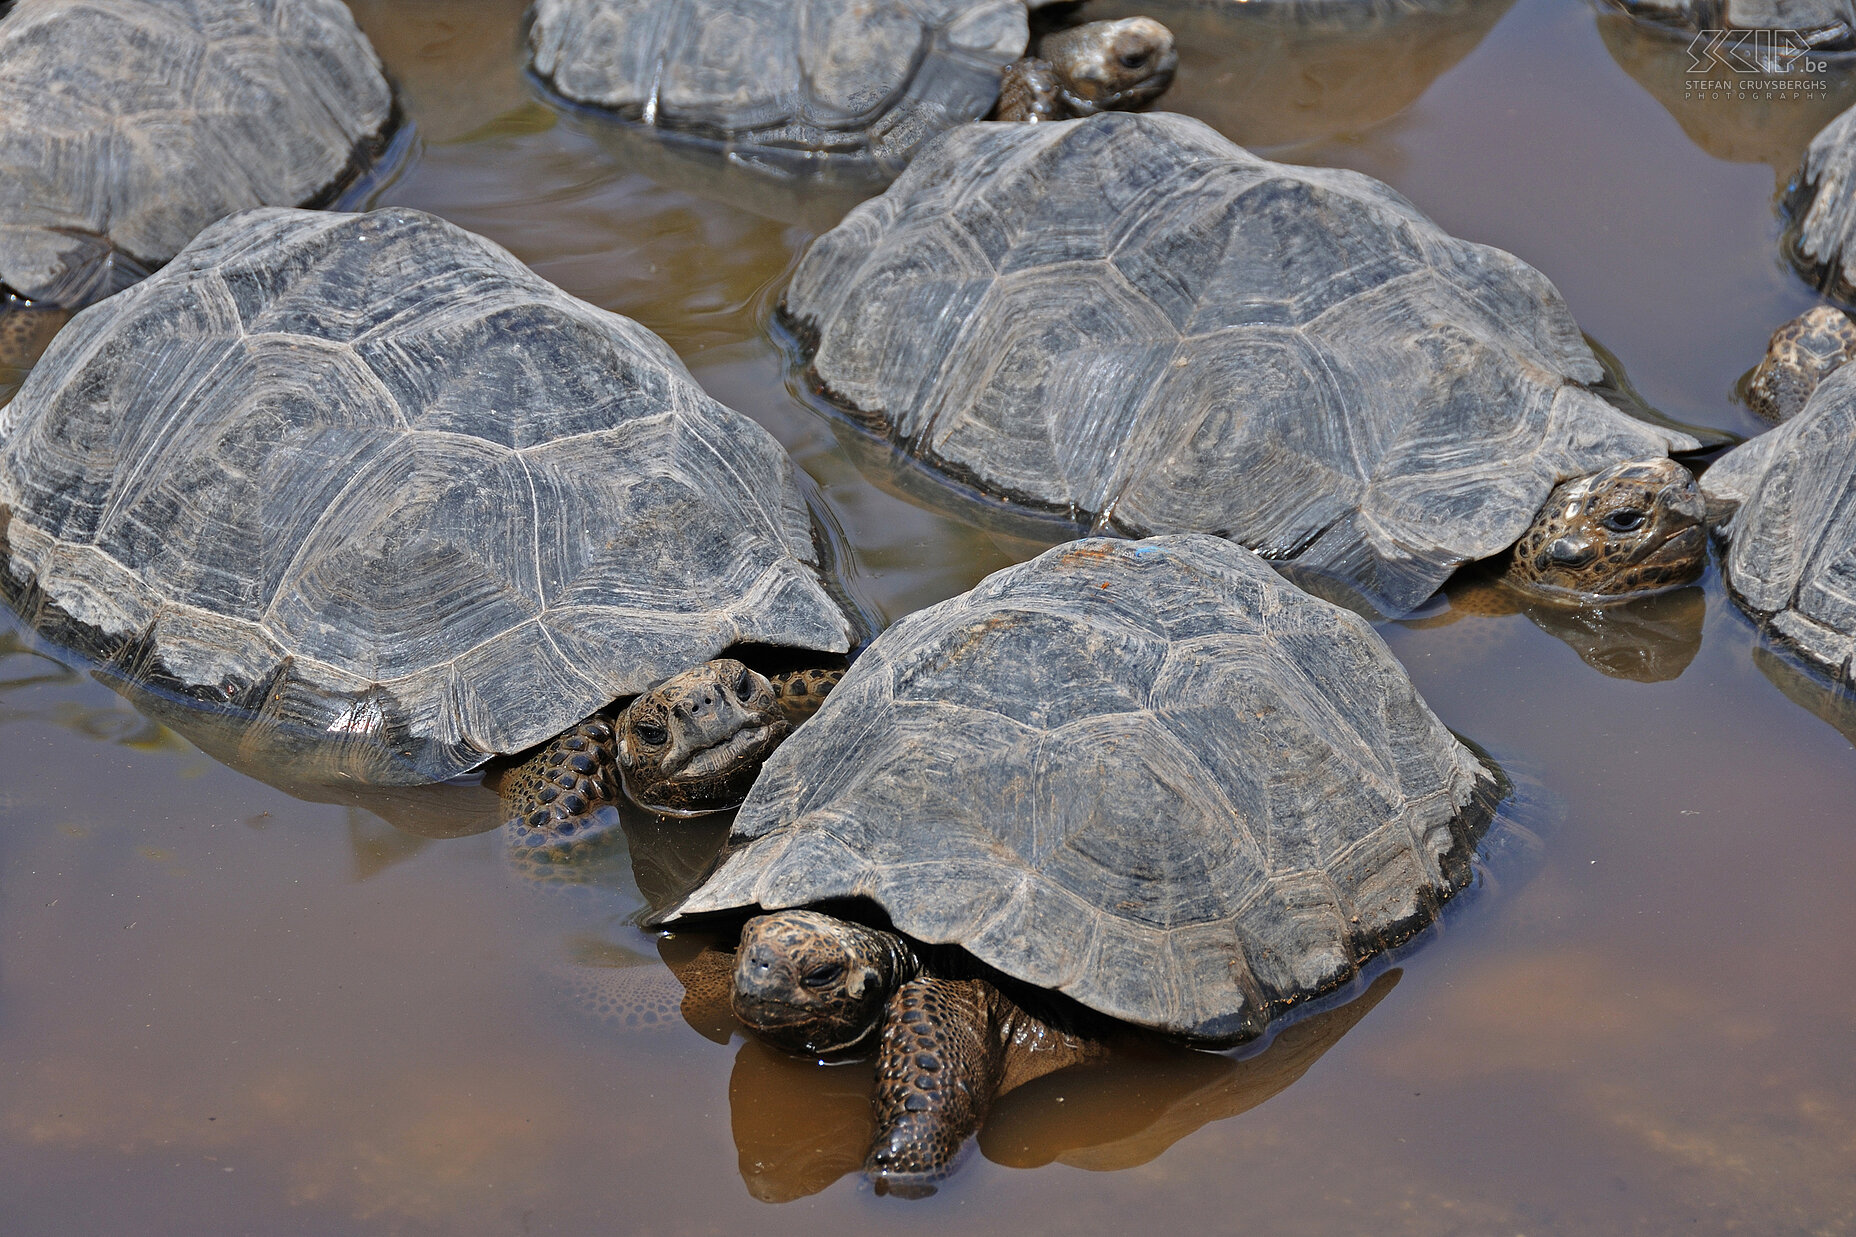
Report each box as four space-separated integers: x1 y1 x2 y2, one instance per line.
3 0 1854 1232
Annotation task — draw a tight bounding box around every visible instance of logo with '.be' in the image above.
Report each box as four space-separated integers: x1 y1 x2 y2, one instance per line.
1687 28 1830 73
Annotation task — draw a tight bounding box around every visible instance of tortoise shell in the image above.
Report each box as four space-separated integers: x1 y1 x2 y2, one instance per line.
527 0 1030 175
669 534 1505 1046
0 0 394 308
1702 365 1856 685
0 207 851 782
781 111 1695 616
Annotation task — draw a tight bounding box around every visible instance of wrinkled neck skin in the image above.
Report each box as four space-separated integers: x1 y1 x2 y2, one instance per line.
615 659 791 816
731 909 921 1057
1502 457 1707 603
1003 17 1176 121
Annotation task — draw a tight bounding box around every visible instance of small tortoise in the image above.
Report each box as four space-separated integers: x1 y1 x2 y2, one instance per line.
782 111 1707 616
639 535 1514 1185
0 207 852 798
0 0 397 366
526 0 1175 177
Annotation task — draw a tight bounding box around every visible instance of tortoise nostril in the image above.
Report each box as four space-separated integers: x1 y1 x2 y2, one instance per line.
1548 537 1594 566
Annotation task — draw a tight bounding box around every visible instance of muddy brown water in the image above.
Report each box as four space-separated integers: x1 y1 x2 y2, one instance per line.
3 0 1855 1232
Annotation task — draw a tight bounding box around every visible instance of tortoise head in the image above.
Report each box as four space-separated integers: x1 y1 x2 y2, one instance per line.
614 659 789 816
731 910 918 1058
1038 18 1177 115
1503 457 1706 601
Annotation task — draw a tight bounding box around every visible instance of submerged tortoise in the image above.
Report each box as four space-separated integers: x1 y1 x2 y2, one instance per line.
0 0 397 366
1704 333 1856 688
0 206 853 801
782 112 1706 617
526 0 1176 176
632 535 1512 1185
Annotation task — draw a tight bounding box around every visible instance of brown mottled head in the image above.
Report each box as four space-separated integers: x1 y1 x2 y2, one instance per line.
615 659 788 816
1038 18 1177 115
731 910 919 1058
1745 305 1856 422
1504 457 1706 601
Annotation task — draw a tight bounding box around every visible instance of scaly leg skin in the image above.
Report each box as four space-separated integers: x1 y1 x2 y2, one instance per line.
0 301 68 371
863 976 1106 1193
767 666 842 725
501 713 625 880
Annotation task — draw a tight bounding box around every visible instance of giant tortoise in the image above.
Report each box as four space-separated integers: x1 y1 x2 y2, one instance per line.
0 0 398 365
1704 333 1856 689
0 206 853 801
526 0 1176 177
780 111 1707 617
636 534 1515 1186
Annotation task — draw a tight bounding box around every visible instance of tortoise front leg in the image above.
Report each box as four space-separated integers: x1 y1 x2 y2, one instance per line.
864 976 1106 1186
865 976 1005 1184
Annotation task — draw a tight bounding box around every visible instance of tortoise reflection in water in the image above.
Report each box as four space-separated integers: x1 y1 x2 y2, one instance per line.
624 536 1524 1188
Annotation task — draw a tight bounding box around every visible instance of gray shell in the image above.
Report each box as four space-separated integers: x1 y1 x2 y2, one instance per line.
782 112 1697 616
1701 366 1856 684
0 207 852 783
670 534 1501 1046
1603 0 1855 36
0 0 393 307
527 0 1028 175
1787 100 1856 302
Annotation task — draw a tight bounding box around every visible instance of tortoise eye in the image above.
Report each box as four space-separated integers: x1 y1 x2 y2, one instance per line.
801 962 845 989
1602 509 1646 533
734 665 755 699
634 720 669 746
1118 50 1149 69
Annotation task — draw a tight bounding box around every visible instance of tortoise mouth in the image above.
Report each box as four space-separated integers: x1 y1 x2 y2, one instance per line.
669 722 780 782
732 993 873 1057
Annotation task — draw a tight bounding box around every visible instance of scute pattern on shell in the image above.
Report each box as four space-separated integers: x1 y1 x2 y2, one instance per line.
0 207 851 783
671 534 1500 1046
528 0 1027 174
782 112 1696 616
1702 365 1856 684
0 0 393 306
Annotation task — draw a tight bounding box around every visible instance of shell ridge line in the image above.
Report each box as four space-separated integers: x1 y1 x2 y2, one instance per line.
514 449 547 612
92 299 247 543
750 658 899 830
679 405 799 566
259 424 414 631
